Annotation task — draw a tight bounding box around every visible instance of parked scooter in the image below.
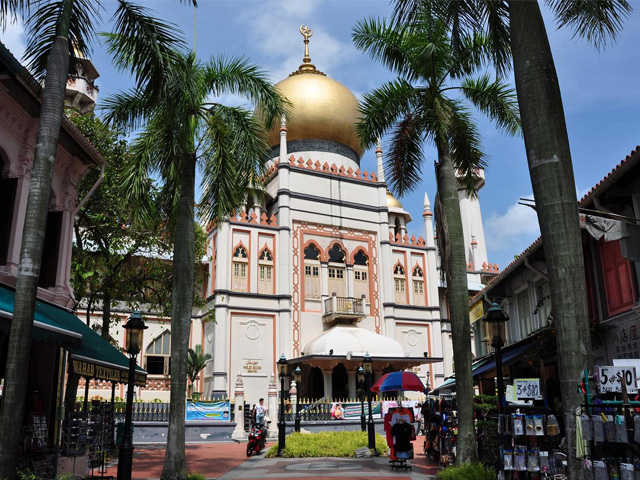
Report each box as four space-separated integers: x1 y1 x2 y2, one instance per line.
246 421 269 457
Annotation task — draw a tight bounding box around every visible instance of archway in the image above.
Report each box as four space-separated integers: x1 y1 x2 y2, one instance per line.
307 367 324 400
332 363 348 400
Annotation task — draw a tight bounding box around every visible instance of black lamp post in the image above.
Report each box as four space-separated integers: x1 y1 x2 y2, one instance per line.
293 366 302 433
484 302 509 413
277 354 288 456
357 366 366 432
117 311 147 480
363 352 376 451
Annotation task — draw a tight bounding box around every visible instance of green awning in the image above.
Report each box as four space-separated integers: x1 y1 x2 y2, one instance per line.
0 285 147 386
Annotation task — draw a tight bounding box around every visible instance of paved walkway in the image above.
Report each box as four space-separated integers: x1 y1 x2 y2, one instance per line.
101 439 439 480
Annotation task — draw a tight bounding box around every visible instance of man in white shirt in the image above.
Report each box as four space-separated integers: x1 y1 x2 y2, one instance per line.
255 397 267 426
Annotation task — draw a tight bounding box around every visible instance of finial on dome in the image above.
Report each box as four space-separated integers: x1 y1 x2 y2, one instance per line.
290 25 325 77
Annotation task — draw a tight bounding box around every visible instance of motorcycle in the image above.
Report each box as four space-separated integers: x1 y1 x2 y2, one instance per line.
246 421 269 457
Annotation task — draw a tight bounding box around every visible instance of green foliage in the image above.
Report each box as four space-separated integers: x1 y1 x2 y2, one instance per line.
69 111 208 337
437 462 496 480
265 431 388 458
187 345 212 397
186 473 205 480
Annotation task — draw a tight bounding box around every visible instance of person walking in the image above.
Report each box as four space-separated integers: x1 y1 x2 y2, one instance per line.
255 397 267 426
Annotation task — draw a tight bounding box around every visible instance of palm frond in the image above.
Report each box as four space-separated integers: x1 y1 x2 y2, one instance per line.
101 87 155 132
357 79 416 148
24 0 101 79
199 104 269 223
548 0 632 49
385 113 425 197
460 74 520 136
205 56 289 130
103 0 185 95
1 0 28 29
482 0 511 77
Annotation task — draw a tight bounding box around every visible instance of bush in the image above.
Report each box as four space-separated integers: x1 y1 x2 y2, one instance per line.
437 463 496 480
186 473 205 480
265 431 388 458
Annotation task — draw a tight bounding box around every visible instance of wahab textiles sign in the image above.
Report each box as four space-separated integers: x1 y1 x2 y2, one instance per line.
70 359 147 386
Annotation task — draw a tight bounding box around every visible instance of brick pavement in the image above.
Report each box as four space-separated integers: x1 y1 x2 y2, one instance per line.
101 438 439 480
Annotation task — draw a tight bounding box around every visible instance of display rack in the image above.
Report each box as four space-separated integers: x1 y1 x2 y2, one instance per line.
28 413 54 479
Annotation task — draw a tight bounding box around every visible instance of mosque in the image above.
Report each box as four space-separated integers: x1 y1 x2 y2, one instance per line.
200 27 497 403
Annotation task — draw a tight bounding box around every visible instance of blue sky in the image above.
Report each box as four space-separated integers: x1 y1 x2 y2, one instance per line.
2 0 640 270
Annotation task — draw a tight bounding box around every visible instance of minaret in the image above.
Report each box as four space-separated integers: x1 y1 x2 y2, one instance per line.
65 48 99 114
456 168 489 270
376 139 385 183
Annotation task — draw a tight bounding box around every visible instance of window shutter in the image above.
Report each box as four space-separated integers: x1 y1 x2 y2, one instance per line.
600 239 636 316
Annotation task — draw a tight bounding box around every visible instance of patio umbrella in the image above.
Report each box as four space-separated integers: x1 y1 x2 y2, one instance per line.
370 371 425 393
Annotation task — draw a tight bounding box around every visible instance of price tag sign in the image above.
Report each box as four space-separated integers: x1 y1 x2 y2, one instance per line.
514 378 542 400
595 366 638 394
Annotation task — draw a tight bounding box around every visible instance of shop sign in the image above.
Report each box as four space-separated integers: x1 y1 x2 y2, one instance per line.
469 301 484 325
595 365 638 394
243 360 262 374
185 401 231 421
341 402 382 419
514 378 542 400
605 319 640 361
70 359 147 386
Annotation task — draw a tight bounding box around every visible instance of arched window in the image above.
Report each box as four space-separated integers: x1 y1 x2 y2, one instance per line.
0 151 17 266
258 246 274 295
146 330 171 375
393 262 406 304
328 244 346 297
413 265 425 306
353 249 369 300
232 243 249 292
304 243 321 299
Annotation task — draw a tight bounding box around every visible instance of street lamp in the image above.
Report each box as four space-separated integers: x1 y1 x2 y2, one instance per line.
484 302 509 413
117 311 147 480
277 354 288 456
357 366 366 431
293 366 302 433
363 352 375 451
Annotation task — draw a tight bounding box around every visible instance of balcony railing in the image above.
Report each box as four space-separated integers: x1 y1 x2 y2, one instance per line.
323 294 365 324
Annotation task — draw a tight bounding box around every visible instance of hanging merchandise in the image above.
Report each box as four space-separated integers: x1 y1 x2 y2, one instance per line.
534 414 544 436
525 415 536 436
593 460 610 480
583 458 594 480
614 415 629 444
527 448 540 472
634 416 640 444
582 414 594 442
603 415 616 443
546 414 560 436
594 415 606 443
513 414 525 436
620 463 634 480
539 451 549 472
504 449 514 471
514 446 527 472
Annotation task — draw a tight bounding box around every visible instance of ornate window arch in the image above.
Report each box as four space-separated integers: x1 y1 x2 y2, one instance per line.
352 249 369 301
412 264 426 306
232 241 249 292
393 261 406 304
304 242 322 299
258 245 274 294
327 243 347 296
145 330 171 376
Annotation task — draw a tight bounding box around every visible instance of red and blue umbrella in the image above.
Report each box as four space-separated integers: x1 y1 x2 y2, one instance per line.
370 371 425 393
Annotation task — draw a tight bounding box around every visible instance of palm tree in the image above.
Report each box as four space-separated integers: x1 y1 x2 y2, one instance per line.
187 345 212 399
0 2 192 477
353 10 519 464
393 2 631 476
103 50 286 480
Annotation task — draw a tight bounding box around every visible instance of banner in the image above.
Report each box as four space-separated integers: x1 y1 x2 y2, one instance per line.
342 402 382 419
185 401 231 421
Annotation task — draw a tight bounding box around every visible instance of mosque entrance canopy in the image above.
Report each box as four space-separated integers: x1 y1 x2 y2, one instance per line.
287 353 442 372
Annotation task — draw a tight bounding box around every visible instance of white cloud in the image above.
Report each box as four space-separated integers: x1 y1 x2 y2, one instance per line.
485 195 540 251
0 18 26 61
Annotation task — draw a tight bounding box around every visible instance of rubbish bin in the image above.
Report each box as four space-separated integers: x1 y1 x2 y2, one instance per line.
116 422 135 446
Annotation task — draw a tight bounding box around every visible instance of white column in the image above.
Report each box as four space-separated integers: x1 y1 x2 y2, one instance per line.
232 373 246 440
346 265 354 298
323 370 332 400
267 374 278 438
347 370 356 399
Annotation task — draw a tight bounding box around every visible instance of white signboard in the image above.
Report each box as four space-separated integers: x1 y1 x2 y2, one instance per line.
595 365 638 394
514 378 542 400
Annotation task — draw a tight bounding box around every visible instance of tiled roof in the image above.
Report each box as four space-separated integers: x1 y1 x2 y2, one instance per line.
470 144 640 305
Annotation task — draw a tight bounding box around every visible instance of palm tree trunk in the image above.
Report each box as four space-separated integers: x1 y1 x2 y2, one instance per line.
162 152 196 480
0 2 73 477
435 143 478 464
508 2 592 478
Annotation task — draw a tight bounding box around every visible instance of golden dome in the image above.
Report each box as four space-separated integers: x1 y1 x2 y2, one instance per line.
386 190 404 209
265 26 363 158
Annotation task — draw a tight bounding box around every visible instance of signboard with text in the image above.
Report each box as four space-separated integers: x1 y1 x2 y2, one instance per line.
514 379 542 400
595 365 638 394
185 401 231 421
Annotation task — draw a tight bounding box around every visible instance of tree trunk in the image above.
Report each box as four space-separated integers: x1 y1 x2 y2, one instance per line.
0 2 73 477
509 2 593 478
161 153 196 480
102 292 111 340
64 373 81 414
435 143 478 464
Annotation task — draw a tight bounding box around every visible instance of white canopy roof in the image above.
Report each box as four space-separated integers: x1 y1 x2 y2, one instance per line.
303 324 405 357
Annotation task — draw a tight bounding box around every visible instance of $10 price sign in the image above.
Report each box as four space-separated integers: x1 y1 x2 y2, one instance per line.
595 366 638 394
514 378 542 400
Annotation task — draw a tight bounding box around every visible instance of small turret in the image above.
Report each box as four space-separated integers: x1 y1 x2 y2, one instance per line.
65 48 99 114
